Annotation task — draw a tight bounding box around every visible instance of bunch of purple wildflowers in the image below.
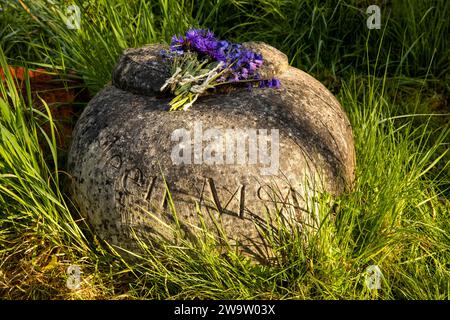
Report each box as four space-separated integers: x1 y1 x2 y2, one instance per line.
160 28 280 110
169 29 280 88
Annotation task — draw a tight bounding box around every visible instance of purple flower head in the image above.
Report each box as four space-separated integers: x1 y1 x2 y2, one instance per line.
170 35 185 54
179 29 219 58
271 78 281 88
259 78 281 89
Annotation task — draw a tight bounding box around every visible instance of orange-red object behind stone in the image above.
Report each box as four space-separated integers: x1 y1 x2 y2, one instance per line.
0 66 90 150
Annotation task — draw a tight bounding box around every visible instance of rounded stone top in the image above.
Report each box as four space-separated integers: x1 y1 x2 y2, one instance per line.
111 42 290 97
112 44 171 96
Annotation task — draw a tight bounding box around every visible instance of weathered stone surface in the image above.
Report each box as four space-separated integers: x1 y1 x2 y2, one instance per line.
67 42 355 261
112 44 170 96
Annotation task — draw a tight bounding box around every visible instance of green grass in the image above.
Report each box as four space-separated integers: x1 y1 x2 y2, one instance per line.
0 0 449 299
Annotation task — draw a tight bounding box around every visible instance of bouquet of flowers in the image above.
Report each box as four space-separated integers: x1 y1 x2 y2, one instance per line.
160 29 280 111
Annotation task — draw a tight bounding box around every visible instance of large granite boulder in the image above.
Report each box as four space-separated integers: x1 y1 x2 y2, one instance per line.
67 42 355 261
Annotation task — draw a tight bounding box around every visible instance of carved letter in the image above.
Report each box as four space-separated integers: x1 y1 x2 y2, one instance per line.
239 185 245 219
208 178 223 214
145 176 157 201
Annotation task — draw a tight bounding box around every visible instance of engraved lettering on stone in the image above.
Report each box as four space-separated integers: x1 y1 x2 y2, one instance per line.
144 176 157 201
104 155 123 179
239 185 245 219
122 168 144 193
161 188 169 209
101 135 120 154
256 185 272 202
222 186 240 210
105 154 122 170
208 178 223 214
